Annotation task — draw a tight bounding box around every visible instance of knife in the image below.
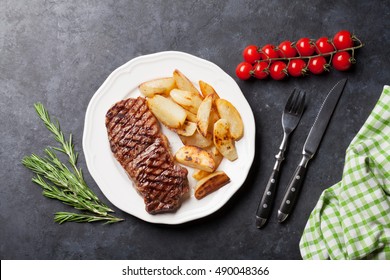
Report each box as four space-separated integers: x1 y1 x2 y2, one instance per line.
277 78 348 223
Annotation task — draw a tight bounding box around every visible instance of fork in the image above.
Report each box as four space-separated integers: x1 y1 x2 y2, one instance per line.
256 89 305 229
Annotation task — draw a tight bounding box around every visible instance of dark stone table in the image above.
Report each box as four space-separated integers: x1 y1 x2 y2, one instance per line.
1 0 389 260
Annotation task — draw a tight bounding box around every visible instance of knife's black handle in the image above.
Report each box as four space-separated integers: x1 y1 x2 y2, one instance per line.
256 169 280 220
278 164 307 222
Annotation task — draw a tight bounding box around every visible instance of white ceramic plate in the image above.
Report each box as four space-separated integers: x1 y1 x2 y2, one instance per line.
83 51 255 224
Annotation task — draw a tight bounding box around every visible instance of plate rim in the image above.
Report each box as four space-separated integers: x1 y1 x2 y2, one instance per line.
82 51 256 224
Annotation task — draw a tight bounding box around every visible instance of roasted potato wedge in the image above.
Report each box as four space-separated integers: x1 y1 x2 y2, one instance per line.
139 77 176 97
199 80 220 99
170 89 203 114
179 130 213 148
215 99 244 140
207 145 224 168
194 171 230 199
207 109 220 135
175 145 215 172
173 69 202 98
193 145 224 180
172 121 197 136
192 169 211 181
184 109 198 122
147 95 187 129
213 119 238 161
197 95 213 137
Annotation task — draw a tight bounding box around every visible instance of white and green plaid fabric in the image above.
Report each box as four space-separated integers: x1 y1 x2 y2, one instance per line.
300 85 390 260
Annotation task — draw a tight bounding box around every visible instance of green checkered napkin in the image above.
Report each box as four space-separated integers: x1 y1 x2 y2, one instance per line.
300 85 390 260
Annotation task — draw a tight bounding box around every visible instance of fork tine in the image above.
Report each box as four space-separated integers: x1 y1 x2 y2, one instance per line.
290 90 305 115
295 91 306 115
285 89 297 113
291 89 301 114
291 91 300 114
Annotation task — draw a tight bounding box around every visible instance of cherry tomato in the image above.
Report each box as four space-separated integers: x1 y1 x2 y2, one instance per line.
269 61 287 80
308 56 328 74
296 37 315 56
278 40 297 58
243 45 261 64
236 62 253 80
253 61 269 79
333 30 354 50
315 37 335 54
287 59 307 77
332 51 352 71
261 44 279 60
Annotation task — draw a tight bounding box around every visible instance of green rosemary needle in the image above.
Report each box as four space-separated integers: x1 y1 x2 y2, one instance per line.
22 103 123 224
34 102 100 202
55 212 124 224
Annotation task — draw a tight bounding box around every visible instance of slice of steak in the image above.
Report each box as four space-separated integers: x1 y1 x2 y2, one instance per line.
105 96 189 214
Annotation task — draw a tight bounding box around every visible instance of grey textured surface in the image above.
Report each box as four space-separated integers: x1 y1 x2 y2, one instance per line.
1 0 389 260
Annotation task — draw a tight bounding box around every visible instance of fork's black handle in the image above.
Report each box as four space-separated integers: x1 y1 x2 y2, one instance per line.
256 169 280 221
277 159 309 223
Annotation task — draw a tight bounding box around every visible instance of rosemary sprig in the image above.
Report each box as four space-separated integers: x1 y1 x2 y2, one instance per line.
54 212 123 224
22 103 123 224
29 174 109 216
33 103 100 202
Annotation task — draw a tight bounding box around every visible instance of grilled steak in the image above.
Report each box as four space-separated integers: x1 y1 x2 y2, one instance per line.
105 97 189 214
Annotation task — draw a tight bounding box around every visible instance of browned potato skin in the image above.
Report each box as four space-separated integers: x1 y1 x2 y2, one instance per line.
179 130 213 148
215 99 244 140
213 119 238 161
197 94 213 137
175 145 216 172
171 121 197 136
199 80 220 100
192 169 211 180
195 171 230 199
192 146 223 180
139 77 176 97
184 109 198 122
207 109 220 135
173 69 202 98
170 89 203 114
207 145 223 168
147 95 187 129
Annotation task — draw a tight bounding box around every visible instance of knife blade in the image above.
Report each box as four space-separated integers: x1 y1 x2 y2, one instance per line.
277 78 348 223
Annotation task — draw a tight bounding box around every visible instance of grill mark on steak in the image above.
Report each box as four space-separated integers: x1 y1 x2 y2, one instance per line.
108 101 156 162
108 98 147 141
113 106 147 139
106 96 189 214
106 99 134 131
111 113 155 159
